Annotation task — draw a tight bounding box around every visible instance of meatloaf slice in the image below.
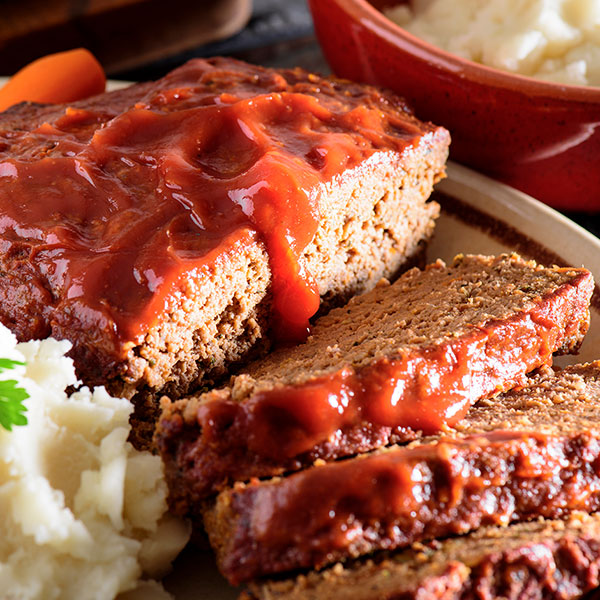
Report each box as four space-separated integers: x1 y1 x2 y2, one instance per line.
204 361 600 584
243 513 600 600
157 254 593 506
0 56 447 404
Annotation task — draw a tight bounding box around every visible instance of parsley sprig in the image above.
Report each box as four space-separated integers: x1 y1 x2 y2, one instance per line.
0 358 29 431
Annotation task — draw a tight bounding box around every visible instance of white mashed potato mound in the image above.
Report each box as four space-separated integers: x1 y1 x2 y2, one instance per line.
0 325 190 600
386 0 600 86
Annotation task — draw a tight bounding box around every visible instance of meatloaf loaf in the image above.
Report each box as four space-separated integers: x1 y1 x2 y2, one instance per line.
205 361 600 584
244 512 600 600
0 57 448 404
157 253 593 506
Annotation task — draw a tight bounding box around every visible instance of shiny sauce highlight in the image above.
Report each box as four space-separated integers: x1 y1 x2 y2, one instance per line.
217 429 600 583
188 271 591 483
0 58 426 349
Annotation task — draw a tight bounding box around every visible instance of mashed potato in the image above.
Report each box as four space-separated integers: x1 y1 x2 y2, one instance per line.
0 325 190 600
386 0 600 86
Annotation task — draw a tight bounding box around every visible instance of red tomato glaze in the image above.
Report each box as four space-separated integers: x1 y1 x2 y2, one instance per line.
0 57 427 352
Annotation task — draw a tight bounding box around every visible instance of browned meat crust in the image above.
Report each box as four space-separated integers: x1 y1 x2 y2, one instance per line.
243 513 600 600
0 58 448 422
204 361 600 584
157 254 593 507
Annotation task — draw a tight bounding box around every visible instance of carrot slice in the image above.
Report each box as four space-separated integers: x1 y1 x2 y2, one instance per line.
0 48 106 112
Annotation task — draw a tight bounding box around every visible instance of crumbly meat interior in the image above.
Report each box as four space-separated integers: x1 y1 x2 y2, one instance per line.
224 253 587 398
0 63 449 407
460 361 600 436
203 363 600 585
244 513 600 600
120 142 445 400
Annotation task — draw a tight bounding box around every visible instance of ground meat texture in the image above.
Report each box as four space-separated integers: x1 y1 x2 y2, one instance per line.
157 254 593 506
0 58 448 435
203 361 600 584
243 513 600 600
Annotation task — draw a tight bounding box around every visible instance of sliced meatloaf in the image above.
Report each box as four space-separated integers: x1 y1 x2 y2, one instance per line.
156 254 593 506
0 56 447 406
204 361 600 584
243 513 600 600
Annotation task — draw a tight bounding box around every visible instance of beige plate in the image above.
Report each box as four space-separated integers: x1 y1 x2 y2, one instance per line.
158 161 600 598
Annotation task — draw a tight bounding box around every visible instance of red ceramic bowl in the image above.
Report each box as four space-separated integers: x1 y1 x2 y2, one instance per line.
309 0 600 211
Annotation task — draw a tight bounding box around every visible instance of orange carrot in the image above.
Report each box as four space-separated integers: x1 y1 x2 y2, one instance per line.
0 48 106 112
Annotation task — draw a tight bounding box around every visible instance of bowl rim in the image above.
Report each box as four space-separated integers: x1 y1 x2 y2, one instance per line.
330 0 600 101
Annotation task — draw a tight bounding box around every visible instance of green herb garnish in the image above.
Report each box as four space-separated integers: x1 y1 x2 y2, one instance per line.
0 358 29 431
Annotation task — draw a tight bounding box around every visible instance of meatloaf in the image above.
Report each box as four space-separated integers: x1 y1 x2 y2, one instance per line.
204 361 600 584
0 57 448 404
157 254 593 506
244 513 600 600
